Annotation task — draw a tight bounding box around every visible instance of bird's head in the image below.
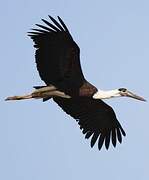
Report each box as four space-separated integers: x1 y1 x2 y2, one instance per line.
93 88 146 101
117 88 146 101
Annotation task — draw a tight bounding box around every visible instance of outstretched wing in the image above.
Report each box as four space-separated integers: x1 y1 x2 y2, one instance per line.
53 97 126 150
28 16 86 96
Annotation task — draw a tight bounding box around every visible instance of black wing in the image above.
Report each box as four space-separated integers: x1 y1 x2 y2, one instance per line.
28 16 86 96
53 97 126 150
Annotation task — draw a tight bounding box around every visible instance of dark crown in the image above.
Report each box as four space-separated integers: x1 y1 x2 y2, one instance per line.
118 88 127 92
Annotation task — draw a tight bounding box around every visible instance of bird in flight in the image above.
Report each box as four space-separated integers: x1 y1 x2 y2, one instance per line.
6 16 146 150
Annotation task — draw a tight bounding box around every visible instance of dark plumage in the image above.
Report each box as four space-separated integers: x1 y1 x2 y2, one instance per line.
54 97 125 150
29 16 88 96
28 16 126 150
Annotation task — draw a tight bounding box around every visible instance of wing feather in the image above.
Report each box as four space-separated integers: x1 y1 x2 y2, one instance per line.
28 16 86 96
112 129 117 147
35 24 54 32
105 131 111 149
57 16 71 33
53 97 126 150
91 131 100 147
48 15 65 31
41 19 61 32
98 134 105 150
116 128 122 143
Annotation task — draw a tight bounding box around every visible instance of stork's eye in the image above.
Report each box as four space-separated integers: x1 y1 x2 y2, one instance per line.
119 88 127 92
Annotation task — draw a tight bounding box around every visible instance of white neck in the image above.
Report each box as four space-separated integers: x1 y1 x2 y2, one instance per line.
93 89 120 99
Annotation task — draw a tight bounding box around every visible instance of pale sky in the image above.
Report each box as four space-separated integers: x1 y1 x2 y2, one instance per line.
1 0 148 180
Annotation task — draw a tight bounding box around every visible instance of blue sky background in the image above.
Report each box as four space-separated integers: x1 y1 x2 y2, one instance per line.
0 0 148 180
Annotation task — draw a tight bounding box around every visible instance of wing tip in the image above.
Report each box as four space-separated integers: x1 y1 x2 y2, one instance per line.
87 127 126 151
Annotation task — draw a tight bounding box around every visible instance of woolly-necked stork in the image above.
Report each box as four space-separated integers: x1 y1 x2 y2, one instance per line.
6 16 146 150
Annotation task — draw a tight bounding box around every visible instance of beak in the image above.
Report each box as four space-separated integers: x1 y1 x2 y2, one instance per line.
124 90 146 102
